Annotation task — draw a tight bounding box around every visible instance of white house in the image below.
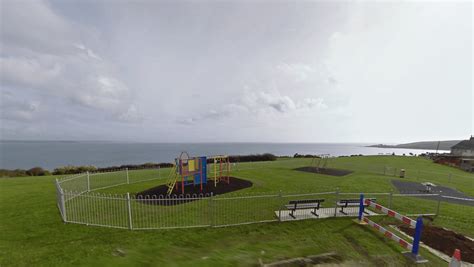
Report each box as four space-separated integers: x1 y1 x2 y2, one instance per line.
451 136 474 157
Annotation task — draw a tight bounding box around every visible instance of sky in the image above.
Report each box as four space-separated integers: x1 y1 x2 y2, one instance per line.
0 0 472 143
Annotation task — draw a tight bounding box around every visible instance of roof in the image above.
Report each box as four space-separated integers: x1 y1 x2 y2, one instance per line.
452 136 474 150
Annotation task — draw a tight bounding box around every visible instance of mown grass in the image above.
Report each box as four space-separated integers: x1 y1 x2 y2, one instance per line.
1 156 473 266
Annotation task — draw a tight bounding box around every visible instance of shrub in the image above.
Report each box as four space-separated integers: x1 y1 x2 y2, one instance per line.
0 169 28 177
294 153 321 158
26 167 48 176
225 153 277 163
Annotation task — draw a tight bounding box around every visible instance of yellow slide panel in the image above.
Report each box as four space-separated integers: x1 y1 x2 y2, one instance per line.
188 159 195 171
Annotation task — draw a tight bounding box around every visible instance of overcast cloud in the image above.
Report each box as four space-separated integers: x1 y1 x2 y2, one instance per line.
0 0 472 143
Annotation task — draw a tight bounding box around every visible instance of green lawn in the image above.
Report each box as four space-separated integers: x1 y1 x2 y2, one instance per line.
1 156 473 266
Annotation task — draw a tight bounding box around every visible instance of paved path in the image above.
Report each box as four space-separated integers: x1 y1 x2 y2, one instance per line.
275 207 378 222
391 180 474 206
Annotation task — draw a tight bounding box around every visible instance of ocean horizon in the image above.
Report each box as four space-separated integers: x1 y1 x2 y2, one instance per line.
0 140 448 170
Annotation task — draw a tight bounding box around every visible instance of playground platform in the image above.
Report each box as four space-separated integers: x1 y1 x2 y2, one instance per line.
275 207 378 222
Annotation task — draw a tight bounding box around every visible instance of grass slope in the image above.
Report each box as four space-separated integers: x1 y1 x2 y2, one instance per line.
1 156 473 266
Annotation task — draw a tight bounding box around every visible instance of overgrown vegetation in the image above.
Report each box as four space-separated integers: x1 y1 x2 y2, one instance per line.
227 153 277 162
1 154 277 177
293 153 321 158
0 167 50 177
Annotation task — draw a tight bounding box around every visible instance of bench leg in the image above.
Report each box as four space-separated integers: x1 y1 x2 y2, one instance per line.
311 209 319 217
289 210 296 219
339 207 347 215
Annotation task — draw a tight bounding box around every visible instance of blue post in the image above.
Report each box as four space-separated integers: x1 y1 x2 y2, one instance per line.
358 193 364 221
411 216 423 255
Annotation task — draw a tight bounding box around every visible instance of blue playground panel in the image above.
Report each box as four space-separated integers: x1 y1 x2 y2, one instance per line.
178 156 208 186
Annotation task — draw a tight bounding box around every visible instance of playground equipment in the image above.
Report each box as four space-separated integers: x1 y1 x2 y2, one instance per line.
166 152 207 195
311 154 330 170
209 155 230 186
357 194 427 263
166 152 231 195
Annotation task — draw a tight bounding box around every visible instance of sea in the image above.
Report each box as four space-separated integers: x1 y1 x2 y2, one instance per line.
0 141 448 170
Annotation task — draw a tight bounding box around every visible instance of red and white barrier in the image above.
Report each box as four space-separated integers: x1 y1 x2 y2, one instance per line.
364 199 416 228
362 217 413 251
358 194 426 263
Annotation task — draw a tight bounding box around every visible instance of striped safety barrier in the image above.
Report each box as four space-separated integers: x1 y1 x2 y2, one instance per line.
357 194 426 263
364 198 416 228
362 217 413 251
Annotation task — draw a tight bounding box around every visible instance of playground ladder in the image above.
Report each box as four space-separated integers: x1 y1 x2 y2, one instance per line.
166 165 178 195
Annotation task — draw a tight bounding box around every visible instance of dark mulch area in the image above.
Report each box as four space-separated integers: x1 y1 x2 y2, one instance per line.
391 180 474 206
294 167 353 176
399 224 474 263
135 177 253 206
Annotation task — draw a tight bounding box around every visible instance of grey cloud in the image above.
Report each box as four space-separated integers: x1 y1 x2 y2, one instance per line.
0 1 470 142
1 0 142 124
1 91 40 122
0 57 61 88
242 90 326 114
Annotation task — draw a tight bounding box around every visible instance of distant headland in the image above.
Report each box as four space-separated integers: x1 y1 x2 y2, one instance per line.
367 140 461 151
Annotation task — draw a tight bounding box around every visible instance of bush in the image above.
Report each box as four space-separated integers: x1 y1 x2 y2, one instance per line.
0 169 28 177
0 167 49 177
26 167 48 176
225 153 277 163
293 153 321 158
52 165 97 175
1 154 277 178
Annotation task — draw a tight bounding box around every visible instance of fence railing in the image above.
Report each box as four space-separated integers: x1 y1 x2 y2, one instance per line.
55 169 474 231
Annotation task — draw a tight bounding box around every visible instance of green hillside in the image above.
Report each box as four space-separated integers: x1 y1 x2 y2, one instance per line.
1 156 473 266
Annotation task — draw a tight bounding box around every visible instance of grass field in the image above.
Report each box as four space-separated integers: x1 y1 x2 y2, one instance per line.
1 156 473 266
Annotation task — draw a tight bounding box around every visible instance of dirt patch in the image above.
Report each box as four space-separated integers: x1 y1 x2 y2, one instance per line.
135 177 252 205
294 167 353 177
399 224 474 263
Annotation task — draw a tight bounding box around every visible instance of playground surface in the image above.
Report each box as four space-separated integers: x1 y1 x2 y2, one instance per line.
137 176 252 201
294 166 353 176
391 180 474 206
399 224 474 264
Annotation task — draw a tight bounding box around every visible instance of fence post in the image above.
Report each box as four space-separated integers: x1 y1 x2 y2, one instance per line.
383 166 386 175
60 188 67 222
278 190 282 222
358 193 364 221
388 190 393 209
411 216 423 256
158 166 160 179
87 171 90 192
126 168 129 184
208 193 214 227
334 188 339 217
127 193 133 230
436 196 441 216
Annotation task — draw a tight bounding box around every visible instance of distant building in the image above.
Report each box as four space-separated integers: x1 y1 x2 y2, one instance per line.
451 136 474 157
460 158 474 172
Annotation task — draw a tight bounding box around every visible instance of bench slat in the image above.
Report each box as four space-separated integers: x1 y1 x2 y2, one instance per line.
337 198 376 207
286 199 325 211
285 204 320 209
288 199 325 205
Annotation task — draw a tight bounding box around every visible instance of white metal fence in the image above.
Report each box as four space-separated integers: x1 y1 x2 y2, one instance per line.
55 168 474 231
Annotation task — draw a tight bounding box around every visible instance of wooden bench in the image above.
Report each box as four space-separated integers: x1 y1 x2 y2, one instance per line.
285 199 325 219
337 198 376 215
